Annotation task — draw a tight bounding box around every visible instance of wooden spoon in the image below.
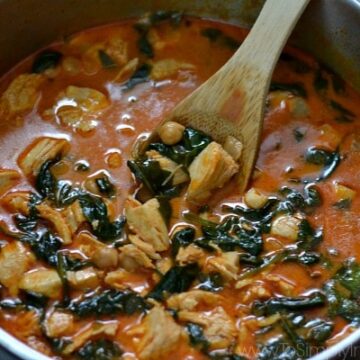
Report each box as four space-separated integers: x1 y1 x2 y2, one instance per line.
134 0 310 192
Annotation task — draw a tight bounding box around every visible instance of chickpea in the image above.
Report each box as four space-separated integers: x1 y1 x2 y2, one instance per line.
158 121 185 145
270 214 301 241
244 188 268 209
92 247 118 269
223 135 243 161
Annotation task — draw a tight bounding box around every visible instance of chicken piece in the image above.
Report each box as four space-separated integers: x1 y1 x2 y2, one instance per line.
125 197 169 252
19 269 62 299
74 231 106 258
104 268 131 290
36 203 72 244
187 142 239 204
129 306 183 360
129 234 160 260
62 200 85 234
106 36 128 66
66 267 100 290
0 169 21 196
150 59 195 81
146 150 189 185
118 244 154 271
18 137 70 176
223 135 243 162
155 257 173 275
44 311 74 338
206 252 239 281
0 74 45 116
1 191 31 215
167 290 222 311
176 244 207 266
178 307 236 350
0 242 34 295
63 321 118 355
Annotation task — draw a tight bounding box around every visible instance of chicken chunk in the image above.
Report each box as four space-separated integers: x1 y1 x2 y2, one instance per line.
129 306 183 360
176 244 207 266
206 251 239 281
167 290 222 311
63 321 118 355
0 74 45 117
18 137 70 176
187 142 239 204
146 150 189 185
36 203 72 244
150 59 195 80
19 269 62 299
44 311 74 338
62 200 85 234
1 191 31 215
0 241 34 295
74 231 106 258
118 244 154 271
0 169 21 196
125 197 169 252
129 234 161 260
66 267 100 290
178 306 236 350
104 268 131 290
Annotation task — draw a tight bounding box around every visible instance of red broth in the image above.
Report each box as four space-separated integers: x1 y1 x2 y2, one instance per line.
0 14 359 360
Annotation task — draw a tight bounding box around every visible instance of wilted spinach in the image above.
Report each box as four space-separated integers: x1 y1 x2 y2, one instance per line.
171 227 195 257
98 50 117 69
148 127 212 167
196 272 224 292
147 264 199 301
122 63 151 90
77 339 122 360
201 27 240 50
32 50 62 73
186 323 209 352
330 100 355 123
67 289 148 317
95 175 116 197
313 69 328 93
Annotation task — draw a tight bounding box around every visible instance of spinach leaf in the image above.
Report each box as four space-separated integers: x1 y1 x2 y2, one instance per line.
257 337 299 360
201 28 240 50
32 50 62 73
123 63 151 90
36 159 58 198
209 355 248 360
79 194 125 241
14 214 37 232
280 53 312 74
333 198 352 210
137 34 154 58
171 227 195 257
270 82 307 98
293 128 306 142
304 147 341 182
0 292 48 312
77 339 122 360
253 292 326 316
196 272 223 292
305 318 333 345
313 69 328 93
20 230 62 266
55 181 81 206
336 261 360 298
67 289 147 317
296 219 323 251
186 323 209 352
98 50 117 69
147 264 199 301
95 175 116 197
331 73 346 95
148 127 212 167
330 100 355 123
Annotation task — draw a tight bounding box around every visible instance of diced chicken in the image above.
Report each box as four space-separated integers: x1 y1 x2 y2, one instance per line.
150 59 195 80
187 142 239 204
176 244 206 266
146 150 189 185
62 200 85 234
49 86 109 133
118 244 154 271
167 290 222 311
74 231 106 258
63 321 118 355
155 257 173 276
206 251 239 281
66 267 100 290
18 137 70 176
104 268 131 290
11 310 42 338
178 307 236 350
270 214 302 241
0 191 31 215
125 197 169 252
129 234 161 260
0 241 34 295
129 306 183 360
19 269 62 299
44 311 74 338
0 169 21 196
223 136 243 162
0 74 45 116
36 203 72 244
106 36 128 66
